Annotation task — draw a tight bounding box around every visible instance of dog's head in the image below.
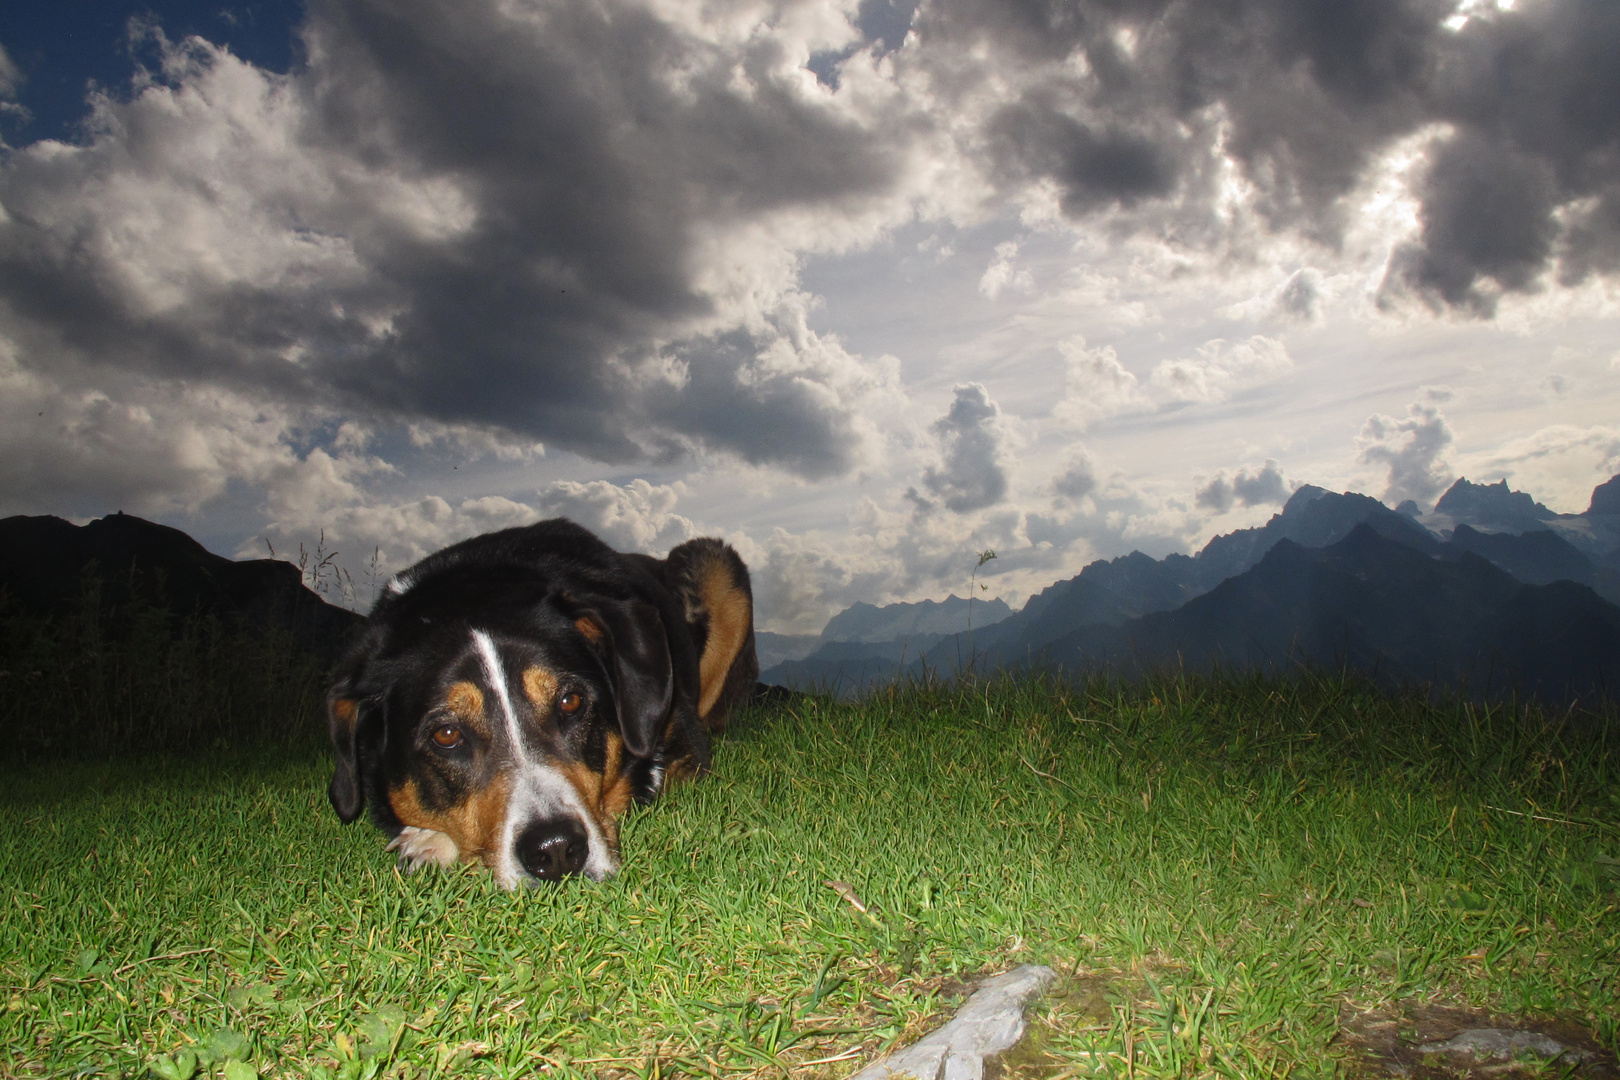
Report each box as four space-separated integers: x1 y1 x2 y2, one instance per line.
326 567 673 886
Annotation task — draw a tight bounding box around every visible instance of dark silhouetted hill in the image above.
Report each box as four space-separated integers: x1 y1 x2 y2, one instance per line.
928 486 1445 670
1190 485 1440 589
0 513 361 657
1441 524 1620 604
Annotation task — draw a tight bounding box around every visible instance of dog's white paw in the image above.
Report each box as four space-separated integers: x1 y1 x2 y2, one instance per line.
385 826 460 871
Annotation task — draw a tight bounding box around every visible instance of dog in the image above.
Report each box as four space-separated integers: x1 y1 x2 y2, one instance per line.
325 519 757 886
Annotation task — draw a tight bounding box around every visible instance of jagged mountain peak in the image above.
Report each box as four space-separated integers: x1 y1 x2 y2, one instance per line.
1588 475 1620 517
1435 477 1556 526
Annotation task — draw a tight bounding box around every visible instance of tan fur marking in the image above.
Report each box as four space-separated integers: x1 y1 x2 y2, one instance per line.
389 775 511 867
439 681 492 740
574 615 605 645
331 698 357 725
521 666 559 710
557 733 630 848
697 561 752 719
445 681 483 718
600 734 634 823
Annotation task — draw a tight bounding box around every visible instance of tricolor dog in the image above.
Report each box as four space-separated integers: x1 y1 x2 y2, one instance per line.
325 520 757 886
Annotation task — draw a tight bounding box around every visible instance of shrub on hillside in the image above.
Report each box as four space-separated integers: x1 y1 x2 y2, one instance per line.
1 565 331 758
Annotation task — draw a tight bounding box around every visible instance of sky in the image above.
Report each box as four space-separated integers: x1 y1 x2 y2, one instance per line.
1 0 1617 633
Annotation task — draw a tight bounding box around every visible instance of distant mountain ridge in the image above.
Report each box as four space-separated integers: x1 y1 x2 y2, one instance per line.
1028 526 1619 702
822 593 1011 642
1426 476 1620 557
762 473 1620 703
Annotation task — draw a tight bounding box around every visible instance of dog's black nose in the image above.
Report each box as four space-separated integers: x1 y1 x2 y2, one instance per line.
515 818 589 881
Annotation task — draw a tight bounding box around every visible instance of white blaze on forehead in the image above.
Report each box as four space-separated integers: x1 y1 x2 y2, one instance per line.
472 629 520 741
469 629 618 886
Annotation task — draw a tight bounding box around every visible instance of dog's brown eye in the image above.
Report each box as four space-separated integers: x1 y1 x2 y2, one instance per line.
431 725 463 749
558 691 582 714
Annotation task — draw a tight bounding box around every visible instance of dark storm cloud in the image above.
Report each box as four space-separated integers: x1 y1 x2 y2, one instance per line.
917 0 1620 309
1384 0 1620 310
1385 133 1558 315
986 103 1178 215
1052 448 1098 503
917 0 1447 235
288 0 897 469
0 0 897 477
917 383 1010 514
1195 459 1290 513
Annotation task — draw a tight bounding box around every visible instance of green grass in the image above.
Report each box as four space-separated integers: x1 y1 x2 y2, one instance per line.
3 674 1618 1079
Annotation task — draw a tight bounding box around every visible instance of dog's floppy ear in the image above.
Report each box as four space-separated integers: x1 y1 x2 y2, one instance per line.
576 599 673 759
327 684 369 824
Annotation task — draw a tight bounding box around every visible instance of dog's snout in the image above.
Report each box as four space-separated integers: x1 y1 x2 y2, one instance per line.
515 818 589 881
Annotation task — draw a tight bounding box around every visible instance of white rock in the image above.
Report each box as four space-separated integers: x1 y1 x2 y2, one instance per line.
849 964 1057 1080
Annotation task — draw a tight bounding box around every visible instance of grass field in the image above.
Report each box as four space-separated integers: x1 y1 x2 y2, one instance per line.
3 674 1618 1079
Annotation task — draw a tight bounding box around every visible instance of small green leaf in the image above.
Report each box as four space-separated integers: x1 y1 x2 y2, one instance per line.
222 1061 259 1080
359 1003 407 1055
148 1054 187 1080
226 984 275 1011
206 1027 251 1062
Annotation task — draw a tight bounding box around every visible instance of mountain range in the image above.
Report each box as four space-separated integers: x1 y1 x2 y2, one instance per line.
763 475 1620 704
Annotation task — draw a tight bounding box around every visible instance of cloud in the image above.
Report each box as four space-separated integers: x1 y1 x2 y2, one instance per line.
1051 445 1099 505
1464 422 1620 512
0 42 20 100
255 493 543 581
747 527 858 634
978 240 1034 298
1381 132 1559 315
913 383 1011 514
1195 458 1292 513
533 479 695 554
1274 268 1325 322
0 334 394 519
0 3 911 489
1357 391 1456 508
984 101 1179 217
1053 338 1150 428
908 0 1620 312
1150 336 1292 404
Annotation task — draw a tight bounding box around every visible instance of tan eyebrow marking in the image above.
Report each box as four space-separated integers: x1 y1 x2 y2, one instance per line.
574 615 605 645
445 681 483 717
521 665 559 710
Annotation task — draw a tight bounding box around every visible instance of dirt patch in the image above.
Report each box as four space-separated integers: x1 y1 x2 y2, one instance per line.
1337 1001 1617 1078
986 969 1128 1079
987 969 1618 1080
